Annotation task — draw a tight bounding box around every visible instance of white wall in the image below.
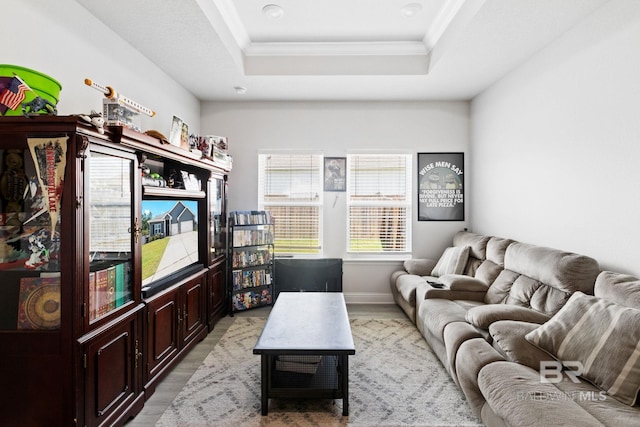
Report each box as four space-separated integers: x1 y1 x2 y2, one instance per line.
202 101 470 302
5 1 200 136
471 1 640 275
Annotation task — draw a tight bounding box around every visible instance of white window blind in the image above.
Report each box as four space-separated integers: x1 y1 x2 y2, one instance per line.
258 153 323 255
347 153 411 253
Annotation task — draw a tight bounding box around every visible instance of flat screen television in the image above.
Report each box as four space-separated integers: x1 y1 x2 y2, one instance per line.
141 199 200 290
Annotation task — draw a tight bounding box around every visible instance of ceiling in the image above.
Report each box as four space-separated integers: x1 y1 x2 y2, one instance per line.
74 0 609 102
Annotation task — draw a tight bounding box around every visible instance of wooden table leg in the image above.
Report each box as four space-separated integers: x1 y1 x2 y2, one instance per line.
341 355 349 416
261 355 268 415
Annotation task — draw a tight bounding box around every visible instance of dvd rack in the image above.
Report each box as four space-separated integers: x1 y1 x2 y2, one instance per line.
228 210 274 313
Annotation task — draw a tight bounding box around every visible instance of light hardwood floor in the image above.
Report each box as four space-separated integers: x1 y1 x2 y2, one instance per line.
124 303 405 426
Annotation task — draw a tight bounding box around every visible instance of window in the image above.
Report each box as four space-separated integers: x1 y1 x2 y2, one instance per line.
347 153 411 254
258 153 323 255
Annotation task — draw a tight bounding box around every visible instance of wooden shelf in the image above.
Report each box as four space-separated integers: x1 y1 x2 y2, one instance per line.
143 186 206 198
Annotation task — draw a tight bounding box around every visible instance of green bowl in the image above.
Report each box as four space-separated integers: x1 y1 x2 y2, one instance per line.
0 64 62 116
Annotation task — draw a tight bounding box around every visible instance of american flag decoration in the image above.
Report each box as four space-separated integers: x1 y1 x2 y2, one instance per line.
0 75 32 111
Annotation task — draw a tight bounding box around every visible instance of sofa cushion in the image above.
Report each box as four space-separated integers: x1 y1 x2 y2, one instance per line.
431 246 470 277
451 231 491 277
474 260 504 289
525 291 640 406
594 271 640 309
403 258 436 276
479 362 605 427
466 305 551 330
453 231 489 261
483 243 600 317
485 236 513 267
489 320 554 370
503 242 599 294
484 269 520 304
422 298 484 341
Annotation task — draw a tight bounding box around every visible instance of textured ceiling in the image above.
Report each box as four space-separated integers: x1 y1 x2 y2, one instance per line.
73 0 610 101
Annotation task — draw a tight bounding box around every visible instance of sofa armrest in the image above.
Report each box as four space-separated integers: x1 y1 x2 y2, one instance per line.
439 274 489 292
465 304 551 330
456 338 506 417
403 258 437 276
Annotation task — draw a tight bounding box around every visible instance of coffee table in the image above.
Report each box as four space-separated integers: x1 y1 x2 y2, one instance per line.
253 292 356 416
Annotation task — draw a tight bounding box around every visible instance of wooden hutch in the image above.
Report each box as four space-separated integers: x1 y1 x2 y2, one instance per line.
0 116 230 426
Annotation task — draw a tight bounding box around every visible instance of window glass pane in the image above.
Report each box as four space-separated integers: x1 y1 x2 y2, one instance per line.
348 206 408 252
258 154 323 255
347 154 411 253
349 155 409 201
266 206 320 253
89 151 133 322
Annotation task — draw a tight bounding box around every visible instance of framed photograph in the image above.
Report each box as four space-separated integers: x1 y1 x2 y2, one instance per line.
181 171 201 191
324 157 346 192
179 121 190 150
417 152 464 221
169 116 183 147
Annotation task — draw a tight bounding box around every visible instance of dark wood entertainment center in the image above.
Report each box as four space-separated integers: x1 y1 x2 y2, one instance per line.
0 116 231 427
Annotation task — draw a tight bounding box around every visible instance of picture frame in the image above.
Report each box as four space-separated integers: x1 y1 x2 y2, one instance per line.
169 115 183 147
417 152 464 221
324 157 346 192
179 121 190 151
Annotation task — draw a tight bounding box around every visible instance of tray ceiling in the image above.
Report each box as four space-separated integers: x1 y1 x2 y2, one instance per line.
74 0 609 101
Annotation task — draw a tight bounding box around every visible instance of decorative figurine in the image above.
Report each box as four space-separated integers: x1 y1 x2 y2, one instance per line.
22 96 57 117
79 110 105 134
25 229 50 268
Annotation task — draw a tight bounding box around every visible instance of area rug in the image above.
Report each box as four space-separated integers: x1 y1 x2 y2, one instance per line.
156 317 483 426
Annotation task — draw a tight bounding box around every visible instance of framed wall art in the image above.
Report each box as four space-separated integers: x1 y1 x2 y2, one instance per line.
324 157 346 192
417 152 464 221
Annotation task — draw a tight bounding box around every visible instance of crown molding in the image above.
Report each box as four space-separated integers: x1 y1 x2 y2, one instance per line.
198 0 476 76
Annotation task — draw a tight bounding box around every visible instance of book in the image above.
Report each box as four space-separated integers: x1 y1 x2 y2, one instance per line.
17 276 61 330
88 271 96 320
115 262 125 308
95 268 109 317
107 265 116 311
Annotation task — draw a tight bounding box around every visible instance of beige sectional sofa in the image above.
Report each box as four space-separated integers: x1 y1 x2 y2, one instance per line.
390 231 640 426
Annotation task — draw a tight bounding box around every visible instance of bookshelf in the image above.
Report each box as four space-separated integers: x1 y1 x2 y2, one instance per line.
228 210 274 312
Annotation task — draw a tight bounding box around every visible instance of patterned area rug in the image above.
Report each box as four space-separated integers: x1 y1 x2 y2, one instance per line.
156 317 483 426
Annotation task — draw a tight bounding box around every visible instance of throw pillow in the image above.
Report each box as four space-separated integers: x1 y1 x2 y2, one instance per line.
431 246 470 277
525 291 640 406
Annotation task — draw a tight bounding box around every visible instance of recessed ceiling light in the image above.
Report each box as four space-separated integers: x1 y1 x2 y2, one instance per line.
262 4 284 19
401 3 423 18
234 86 247 95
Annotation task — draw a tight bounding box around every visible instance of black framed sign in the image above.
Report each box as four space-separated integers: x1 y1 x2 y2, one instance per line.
324 157 346 192
417 152 464 221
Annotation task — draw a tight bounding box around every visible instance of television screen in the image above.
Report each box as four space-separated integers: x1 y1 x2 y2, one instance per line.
141 199 200 287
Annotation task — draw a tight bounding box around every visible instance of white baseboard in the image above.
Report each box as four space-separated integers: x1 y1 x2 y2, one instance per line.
343 292 395 305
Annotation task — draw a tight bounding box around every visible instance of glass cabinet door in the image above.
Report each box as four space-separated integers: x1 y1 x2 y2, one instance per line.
209 175 225 261
0 140 65 331
88 150 134 323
